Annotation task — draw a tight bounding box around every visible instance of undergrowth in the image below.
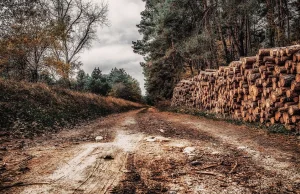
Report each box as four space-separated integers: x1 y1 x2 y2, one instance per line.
0 79 143 137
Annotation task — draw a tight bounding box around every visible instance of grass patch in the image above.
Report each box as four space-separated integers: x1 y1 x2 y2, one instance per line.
162 106 296 135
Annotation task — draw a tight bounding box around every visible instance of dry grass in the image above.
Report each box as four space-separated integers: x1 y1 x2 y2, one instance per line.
0 79 143 136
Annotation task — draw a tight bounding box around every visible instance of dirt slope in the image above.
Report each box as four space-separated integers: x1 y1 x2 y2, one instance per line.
1 108 299 193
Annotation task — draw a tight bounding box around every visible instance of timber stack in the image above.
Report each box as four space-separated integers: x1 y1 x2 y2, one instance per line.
172 45 300 131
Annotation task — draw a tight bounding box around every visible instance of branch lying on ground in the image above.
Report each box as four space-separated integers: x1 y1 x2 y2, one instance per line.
229 160 238 174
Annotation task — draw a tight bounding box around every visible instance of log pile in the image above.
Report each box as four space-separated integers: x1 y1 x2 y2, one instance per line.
172 45 300 131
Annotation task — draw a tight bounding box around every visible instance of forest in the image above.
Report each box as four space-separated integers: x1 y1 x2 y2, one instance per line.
134 0 300 103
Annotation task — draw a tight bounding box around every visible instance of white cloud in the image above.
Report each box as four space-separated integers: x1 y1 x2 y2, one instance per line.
80 0 146 94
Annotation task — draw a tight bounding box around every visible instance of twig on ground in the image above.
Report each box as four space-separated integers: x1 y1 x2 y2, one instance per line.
196 171 224 177
229 161 238 174
199 162 221 170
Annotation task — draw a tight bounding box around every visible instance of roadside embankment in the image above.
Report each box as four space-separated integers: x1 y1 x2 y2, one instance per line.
0 79 143 136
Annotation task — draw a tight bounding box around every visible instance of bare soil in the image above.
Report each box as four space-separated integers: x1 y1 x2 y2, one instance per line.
0 108 299 193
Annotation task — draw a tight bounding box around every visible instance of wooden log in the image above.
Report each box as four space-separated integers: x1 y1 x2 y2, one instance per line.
263 56 276 63
288 105 300 115
279 74 295 87
282 112 290 124
293 51 300 62
284 102 298 108
286 45 300 56
291 81 300 91
259 48 271 56
296 74 300 82
291 115 300 123
275 56 289 65
275 111 282 121
274 66 287 74
205 69 218 72
271 48 283 57
242 57 257 69
297 63 300 74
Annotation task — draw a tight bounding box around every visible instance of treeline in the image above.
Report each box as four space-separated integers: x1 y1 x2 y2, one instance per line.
133 0 300 103
75 67 142 102
0 0 108 84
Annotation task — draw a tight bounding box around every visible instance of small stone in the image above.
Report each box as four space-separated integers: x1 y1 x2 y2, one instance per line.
103 155 114 160
145 136 156 142
0 147 7 151
190 160 201 166
145 136 171 142
121 169 132 173
95 136 104 142
160 129 165 133
188 155 197 161
0 165 6 171
220 184 228 187
183 147 196 155
156 136 171 142
237 146 247 150
19 166 30 172
2 177 13 182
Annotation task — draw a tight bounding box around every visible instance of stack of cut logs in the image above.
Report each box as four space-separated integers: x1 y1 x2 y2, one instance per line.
172 45 300 131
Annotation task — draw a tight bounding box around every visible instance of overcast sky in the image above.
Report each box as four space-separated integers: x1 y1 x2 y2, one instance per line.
80 0 146 94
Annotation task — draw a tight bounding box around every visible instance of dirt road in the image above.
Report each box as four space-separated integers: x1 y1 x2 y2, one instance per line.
1 108 299 193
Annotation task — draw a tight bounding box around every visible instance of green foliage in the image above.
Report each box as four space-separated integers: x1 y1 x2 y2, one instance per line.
108 68 142 102
86 68 111 96
75 69 88 91
73 68 142 102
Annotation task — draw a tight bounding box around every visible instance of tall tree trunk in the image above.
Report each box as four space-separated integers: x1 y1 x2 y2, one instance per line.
218 23 231 63
284 0 290 43
266 0 276 47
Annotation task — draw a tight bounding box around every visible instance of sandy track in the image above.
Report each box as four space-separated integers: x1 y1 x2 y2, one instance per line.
1 108 299 193
20 131 143 194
